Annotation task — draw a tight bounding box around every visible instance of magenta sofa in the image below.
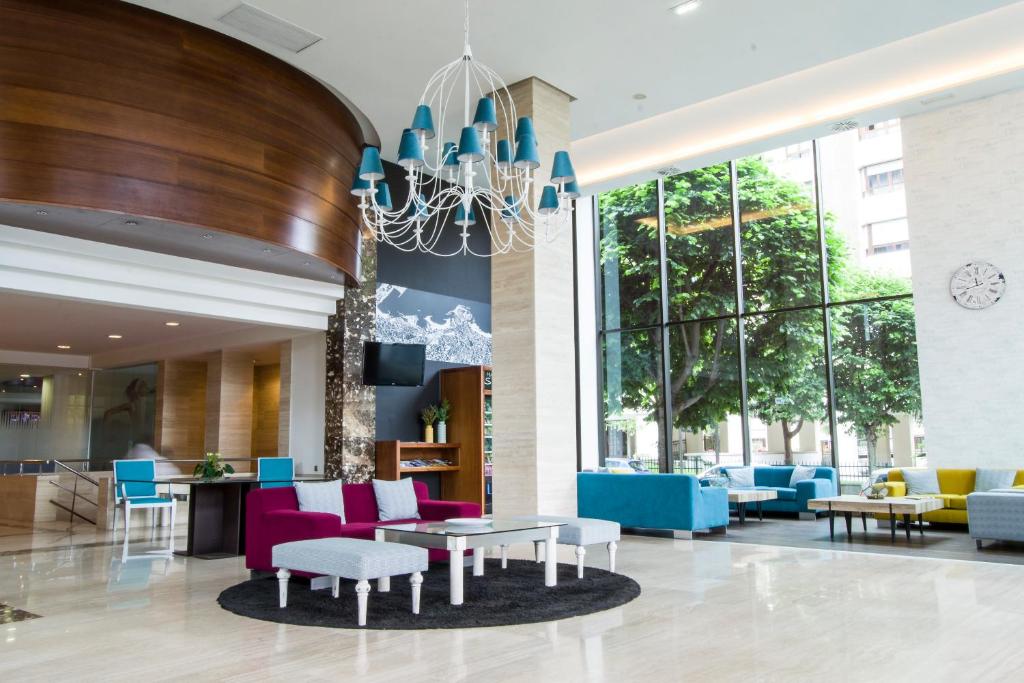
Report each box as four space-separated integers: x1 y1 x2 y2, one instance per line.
245 481 480 574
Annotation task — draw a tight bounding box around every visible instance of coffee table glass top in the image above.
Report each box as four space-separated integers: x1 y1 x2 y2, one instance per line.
378 519 564 536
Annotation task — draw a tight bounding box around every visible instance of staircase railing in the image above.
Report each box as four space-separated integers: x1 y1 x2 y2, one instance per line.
49 460 100 526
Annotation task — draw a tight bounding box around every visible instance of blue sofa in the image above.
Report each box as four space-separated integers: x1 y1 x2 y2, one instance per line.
705 466 838 517
577 472 729 538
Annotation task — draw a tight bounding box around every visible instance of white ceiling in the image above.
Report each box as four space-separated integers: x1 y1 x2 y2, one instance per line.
127 0 1019 164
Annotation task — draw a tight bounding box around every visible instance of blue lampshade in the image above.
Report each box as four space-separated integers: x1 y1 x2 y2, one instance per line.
513 133 540 170
358 146 385 181
441 142 459 166
407 193 430 220
374 181 393 211
500 195 520 221
473 97 498 132
350 174 374 198
397 128 424 169
550 150 576 184
457 126 484 163
514 116 535 141
411 104 435 139
495 139 512 169
537 185 560 215
559 180 581 200
455 204 476 227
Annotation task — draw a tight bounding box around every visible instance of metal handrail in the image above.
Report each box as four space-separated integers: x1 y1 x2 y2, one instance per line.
49 499 96 525
49 480 99 506
51 459 101 528
53 459 100 486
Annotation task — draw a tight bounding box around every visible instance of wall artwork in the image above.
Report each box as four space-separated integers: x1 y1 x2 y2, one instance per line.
376 283 492 365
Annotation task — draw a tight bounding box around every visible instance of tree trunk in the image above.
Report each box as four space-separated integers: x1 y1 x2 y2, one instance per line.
781 418 803 466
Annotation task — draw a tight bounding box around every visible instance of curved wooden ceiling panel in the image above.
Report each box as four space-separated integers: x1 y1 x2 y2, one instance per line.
0 0 366 286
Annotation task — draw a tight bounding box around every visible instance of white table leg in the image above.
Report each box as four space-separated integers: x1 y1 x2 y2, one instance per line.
534 540 544 562
378 576 391 592
410 572 423 615
449 550 464 606
167 502 176 554
473 549 485 576
500 544 508 569
277 568 290 608
355 579 370 626
607 541 618 573
545 532 557 587
331 576 340 598
575 545 586 579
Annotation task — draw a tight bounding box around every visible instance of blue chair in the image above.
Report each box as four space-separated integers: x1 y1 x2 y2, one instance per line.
257 457 295 489
112 459 176 561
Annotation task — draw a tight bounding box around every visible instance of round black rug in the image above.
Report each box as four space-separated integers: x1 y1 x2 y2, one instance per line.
218 559 640 630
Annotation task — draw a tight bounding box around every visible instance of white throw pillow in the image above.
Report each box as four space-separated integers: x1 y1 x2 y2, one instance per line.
295 480 345 523
902 469 940 495
373 478 421 521
789 465 818 487
727 467 755 488
974 468 1017 492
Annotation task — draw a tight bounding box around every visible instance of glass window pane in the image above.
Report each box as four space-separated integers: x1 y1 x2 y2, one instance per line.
744 310 831 466
819 118 913 297
663 164 736 322
598 181 661 330
738 149 823 311
667 319 742 473
831 299 923 490
602 328 664 472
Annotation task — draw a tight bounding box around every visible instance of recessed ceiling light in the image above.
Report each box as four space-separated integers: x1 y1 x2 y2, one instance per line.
19 374 30 379
165 321 180 327
632 93 647 101
57 344 71 350
202 233 214 240
108 334 123 339
262 247 273 254
670 0 701 16
77 372 83 377
303 261 311 266
125 219 139 226
35 209 48 216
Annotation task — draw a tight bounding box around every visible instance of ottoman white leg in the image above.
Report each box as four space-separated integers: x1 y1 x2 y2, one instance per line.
331 576 340 598
379 576 391 592
473 549 485 577
534 540 545 562
355 580 371 626
575 545 586 579
276 568 290 608
607 541 618 573
544 532 557 587
410 572 423 615
500 544 508 569
449 550 464 606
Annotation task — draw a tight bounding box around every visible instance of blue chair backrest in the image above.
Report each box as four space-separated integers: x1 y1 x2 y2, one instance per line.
113 460 157 502
258 457 294 489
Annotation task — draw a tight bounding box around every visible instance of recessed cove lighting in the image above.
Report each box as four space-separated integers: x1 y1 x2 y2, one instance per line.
57 344 71 350
671 0 701 16
165 321 180 327
108 334 123 339
19 374 30 379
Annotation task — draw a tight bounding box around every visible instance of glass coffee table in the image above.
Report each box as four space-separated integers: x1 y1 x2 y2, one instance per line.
375 519 564 605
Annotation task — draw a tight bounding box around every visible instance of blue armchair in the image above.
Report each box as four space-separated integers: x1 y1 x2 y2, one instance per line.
577 472 729 538
707 466 838 518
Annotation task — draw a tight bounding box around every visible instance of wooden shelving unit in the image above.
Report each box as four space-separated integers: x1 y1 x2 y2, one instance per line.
375 441 462 478
440 365 491 512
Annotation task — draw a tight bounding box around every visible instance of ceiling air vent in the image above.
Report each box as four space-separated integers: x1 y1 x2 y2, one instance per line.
218 3 323 53
830 120 858 132
657 167 682 177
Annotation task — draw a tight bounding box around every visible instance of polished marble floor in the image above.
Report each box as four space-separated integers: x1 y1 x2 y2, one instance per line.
2 522 1023 682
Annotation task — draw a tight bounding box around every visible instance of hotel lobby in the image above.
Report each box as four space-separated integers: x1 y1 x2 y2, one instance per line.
3 1 1024 680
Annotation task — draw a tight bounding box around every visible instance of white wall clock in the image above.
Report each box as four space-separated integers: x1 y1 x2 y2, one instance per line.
950 262 1006 309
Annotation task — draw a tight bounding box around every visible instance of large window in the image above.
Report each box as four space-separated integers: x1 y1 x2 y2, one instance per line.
595 120 923 490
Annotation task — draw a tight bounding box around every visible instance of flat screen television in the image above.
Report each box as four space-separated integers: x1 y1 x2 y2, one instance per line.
361 342 425 386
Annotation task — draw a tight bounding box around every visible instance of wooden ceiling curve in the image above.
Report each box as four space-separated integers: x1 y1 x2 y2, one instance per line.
0 0 367 286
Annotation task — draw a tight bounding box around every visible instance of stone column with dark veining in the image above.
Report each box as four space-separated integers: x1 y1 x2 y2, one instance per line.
325 234 377 482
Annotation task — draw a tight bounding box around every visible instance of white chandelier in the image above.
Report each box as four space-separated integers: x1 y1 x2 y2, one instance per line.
350 0 578 257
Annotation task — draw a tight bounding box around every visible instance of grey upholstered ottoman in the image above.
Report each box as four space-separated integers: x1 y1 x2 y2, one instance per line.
967 489 1024 549
272 537 428 626
512 515 621 578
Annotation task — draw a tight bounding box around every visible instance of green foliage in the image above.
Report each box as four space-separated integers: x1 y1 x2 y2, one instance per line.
420 404 439 425
194 451 235 480
435 399 451 423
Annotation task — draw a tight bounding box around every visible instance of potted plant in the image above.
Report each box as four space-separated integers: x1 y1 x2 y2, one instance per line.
420 404 438 443
436 399 451 443
194 451 235 481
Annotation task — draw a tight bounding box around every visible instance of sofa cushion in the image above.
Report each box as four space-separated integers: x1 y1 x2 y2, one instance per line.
975 468 1017 492
789 465 817 487
934 494 968 510
903 469 940 495
372 478 421 521
295 480 345 522
759 486 797 501
727 467 755 488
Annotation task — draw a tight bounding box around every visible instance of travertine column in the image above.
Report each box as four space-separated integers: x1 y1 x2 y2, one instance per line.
492 77 578 516
325 233 376 481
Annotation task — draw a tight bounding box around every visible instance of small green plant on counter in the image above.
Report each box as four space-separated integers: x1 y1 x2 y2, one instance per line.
435 399 451 423
420 404 439 426
194 451 235 480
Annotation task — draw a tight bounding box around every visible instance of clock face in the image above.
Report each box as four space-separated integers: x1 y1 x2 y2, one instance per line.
950 262 1006 309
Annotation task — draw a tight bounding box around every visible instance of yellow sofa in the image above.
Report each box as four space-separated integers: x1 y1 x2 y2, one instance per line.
881 468 1024 524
